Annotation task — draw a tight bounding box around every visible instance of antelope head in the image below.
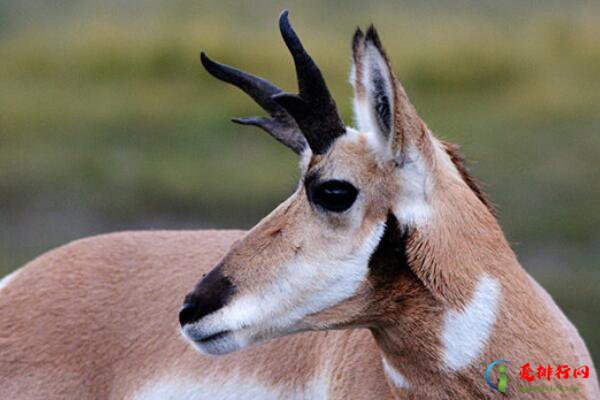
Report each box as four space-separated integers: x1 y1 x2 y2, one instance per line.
180 11 497 356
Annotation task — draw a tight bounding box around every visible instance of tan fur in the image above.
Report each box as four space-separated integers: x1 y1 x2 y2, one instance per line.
2 226 597 399
1 24 598 400
0 231 393 399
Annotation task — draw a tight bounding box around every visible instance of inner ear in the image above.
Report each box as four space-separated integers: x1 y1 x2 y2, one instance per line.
370 63 393 139
351 27 396 145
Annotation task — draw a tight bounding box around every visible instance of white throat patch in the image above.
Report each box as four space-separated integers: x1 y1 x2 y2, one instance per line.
441 274 501 371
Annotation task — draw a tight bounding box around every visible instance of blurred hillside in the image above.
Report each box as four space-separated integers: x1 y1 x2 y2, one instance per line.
0 1 599 363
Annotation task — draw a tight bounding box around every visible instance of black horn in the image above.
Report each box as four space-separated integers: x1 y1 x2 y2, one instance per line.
273 10 346 154
200 52 307 154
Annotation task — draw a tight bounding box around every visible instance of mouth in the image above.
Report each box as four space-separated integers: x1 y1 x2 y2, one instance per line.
198 330 231 344
182 325 242 355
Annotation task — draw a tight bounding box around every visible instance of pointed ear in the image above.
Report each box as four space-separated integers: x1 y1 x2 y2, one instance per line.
351 27 395 147
351 26 428 161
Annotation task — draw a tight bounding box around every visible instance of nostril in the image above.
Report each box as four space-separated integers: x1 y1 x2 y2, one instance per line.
180 266 236 328
179 302 198 327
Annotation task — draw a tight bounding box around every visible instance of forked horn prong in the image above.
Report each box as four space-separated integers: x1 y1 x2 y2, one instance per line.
273 10 346 155
231 116 306 154
200 52 306 154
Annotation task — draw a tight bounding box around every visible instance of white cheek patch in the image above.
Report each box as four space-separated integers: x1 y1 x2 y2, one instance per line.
133 374 329 400
192 223 386 342
382 357 410 389
441 275 501 371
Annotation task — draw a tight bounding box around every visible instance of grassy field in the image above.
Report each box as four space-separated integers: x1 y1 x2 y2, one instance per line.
0 1 599 364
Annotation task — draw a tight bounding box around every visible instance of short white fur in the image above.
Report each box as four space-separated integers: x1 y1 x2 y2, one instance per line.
183 222 386 354
0 268 21 292
350 39 431 227
382 357 410 389
350 40 395 155
133 373 329 400
441 274 501 371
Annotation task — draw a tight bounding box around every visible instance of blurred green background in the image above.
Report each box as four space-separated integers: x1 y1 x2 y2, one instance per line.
0 1 598 365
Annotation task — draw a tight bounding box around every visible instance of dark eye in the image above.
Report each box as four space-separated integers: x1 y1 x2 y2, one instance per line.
308 180 359 212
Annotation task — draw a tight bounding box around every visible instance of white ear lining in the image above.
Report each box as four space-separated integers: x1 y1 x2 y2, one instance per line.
350 64 372 134
364 43 394 138
351 42 395 154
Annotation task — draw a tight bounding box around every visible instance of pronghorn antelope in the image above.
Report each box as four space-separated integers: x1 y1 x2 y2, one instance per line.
0 11 597 400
